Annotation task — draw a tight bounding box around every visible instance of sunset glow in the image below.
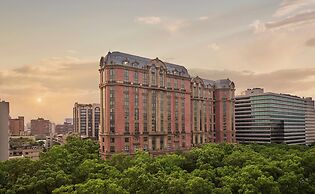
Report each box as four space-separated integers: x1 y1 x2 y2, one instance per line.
1 0 315 123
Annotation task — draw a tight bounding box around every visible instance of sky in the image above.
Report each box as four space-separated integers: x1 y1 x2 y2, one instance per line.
1 0 315 124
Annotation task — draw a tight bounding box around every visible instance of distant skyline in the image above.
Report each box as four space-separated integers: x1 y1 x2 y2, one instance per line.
1 0 315 123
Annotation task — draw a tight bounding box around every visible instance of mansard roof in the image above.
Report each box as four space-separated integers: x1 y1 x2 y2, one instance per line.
214 79 235 89
101 51 190 78
202 79 215 88
191 77 234 89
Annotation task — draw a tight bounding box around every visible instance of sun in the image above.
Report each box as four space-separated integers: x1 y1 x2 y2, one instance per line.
36 97 43 103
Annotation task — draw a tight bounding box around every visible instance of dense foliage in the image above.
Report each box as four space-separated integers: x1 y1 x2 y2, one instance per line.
1 136 314 194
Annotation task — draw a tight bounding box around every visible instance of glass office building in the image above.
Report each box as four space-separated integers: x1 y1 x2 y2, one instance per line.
236 88 307 145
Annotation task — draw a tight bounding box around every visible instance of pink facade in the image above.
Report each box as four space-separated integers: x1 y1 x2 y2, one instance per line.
99 52 235 159
214 87 236 143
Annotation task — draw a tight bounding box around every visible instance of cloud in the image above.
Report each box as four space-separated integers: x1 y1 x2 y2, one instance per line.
267 10 315 29
135 16 161 25
65 49 77 54
198 16 209 21
135 16 190 33
207 43 220 51
274 0 315 17
13 65 41 74
305 36 315 46
164 19 190 33
251 10 315 32
134 15 212 33
250 20 266 33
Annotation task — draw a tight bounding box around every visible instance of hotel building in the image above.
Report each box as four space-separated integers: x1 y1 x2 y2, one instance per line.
73 103 100 139
99 51 235 159
235 88 315 145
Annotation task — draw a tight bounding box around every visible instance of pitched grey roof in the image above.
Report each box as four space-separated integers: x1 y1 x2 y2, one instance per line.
102 51 190 78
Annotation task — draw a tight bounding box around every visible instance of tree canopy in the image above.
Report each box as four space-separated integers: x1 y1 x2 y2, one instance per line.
0 136 314 194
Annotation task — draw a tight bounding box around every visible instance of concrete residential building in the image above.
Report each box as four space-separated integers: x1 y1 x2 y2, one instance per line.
9 116 24 136
0 101 9 161
235 88 307 145
9 136 43 160
99 51 235 159
65 118 73 125
30 118 51 138
305 97 315 145
73 103 100 139
55 119 74 135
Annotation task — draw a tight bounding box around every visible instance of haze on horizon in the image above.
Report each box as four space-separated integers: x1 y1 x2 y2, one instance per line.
1 0 315 124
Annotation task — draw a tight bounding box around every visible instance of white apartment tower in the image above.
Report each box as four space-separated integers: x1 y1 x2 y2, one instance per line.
73 103 100 139
0 101 9 161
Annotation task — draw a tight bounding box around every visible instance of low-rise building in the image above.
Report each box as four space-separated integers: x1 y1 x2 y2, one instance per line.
9 116 24 136
30 118 52 138
235 88 311 145
9 136 44 160
55 121 74 135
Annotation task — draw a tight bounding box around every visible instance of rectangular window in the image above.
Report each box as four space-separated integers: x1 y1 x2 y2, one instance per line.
174 79 178 89
160 137 164 150
143 73 148 85
160 75 164 87
167 78 171 88
110 146 115 153
160 92 164 132
175 97 179 131
167 92 171 133
110 86 115 133
134 72 138 83
152 137 156 150
124 87 129 133
194 101 197 131
135 122 139 132
124 145 129 152
143 90 148 132
124 70 129 82
181 98 185 132
152 91 157 131
109 69 115 81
